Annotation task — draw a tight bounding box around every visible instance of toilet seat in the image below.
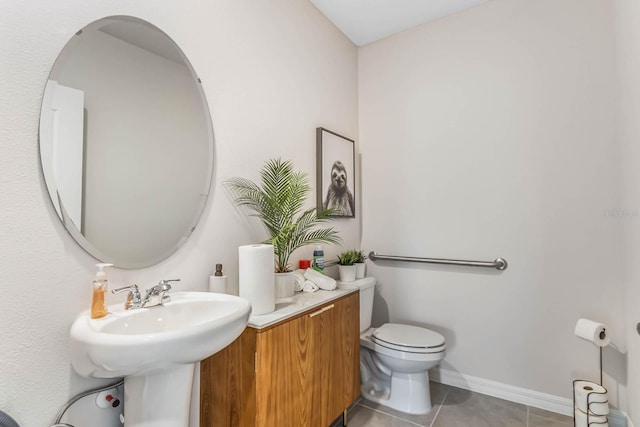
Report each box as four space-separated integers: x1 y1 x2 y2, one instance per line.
372 323 446 354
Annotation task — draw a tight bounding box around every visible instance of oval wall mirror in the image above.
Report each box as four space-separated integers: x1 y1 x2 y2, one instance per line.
39 16 214 269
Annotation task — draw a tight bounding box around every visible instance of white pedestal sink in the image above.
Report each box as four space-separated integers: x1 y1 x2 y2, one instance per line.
69 292 251 427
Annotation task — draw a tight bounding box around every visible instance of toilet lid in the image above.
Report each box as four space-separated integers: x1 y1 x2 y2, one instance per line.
372 323 445 350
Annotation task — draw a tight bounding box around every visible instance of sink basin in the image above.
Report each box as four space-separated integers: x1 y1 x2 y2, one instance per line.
70 291 251 377
69 291 251 426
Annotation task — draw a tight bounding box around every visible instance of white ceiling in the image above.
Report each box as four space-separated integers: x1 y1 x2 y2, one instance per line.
310 0 489 46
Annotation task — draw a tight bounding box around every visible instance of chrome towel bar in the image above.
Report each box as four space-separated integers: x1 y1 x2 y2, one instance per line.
368 251 508 271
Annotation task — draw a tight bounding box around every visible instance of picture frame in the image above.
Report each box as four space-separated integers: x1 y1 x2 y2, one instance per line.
316 127 356 218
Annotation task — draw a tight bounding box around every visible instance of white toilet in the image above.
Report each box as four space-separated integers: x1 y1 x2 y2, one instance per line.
339 277 446 415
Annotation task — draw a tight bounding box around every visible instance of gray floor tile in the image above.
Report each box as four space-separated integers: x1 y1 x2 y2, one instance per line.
437 385 474 406
431 386 527 427
528 413 574 427
358 381 449 427
346 404 421 427
528 406 573 424
336 384 575 427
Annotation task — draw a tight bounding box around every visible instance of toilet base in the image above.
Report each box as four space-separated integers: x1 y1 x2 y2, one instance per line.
361 371 433 415
360 348 434 415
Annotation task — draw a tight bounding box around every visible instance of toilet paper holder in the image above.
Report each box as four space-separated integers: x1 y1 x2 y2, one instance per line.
598 330 605 386
572 379 609 427
574 319 609 386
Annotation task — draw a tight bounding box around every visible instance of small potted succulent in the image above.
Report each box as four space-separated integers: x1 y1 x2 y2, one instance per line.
354 250 366 279
337 249 359 282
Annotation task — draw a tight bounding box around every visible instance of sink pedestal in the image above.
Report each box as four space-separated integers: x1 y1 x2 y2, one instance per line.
124 364 194 427
70 292 251 426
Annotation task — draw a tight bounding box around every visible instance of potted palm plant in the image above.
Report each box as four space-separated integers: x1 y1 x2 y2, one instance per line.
337 249 359 282
226 158 342 299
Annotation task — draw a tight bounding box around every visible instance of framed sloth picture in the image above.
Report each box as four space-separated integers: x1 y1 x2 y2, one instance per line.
316 127 356 218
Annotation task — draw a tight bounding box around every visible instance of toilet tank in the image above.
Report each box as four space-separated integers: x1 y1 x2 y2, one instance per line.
338 277 376 332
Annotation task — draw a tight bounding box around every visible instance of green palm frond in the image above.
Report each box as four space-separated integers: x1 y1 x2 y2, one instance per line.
225 158 342 272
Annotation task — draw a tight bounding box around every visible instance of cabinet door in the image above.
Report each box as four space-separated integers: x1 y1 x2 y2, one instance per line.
310 300 339 426
200 328 257 427
336 292 360 408
255 312 316 426
311 293 360 426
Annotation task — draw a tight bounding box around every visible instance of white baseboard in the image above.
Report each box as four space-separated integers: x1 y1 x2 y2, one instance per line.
431 367 628 427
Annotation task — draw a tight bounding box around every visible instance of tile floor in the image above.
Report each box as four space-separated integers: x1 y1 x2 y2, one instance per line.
334 382 573 427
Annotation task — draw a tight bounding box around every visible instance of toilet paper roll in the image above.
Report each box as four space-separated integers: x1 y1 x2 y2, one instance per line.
574 407 608 427
574 381 609 416
239 244 275 315
574 318 610 347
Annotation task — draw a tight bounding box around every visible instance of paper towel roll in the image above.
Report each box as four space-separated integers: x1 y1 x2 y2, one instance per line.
574 380 609 416
574 407 608 427
574 318 610 347
239 244 275 315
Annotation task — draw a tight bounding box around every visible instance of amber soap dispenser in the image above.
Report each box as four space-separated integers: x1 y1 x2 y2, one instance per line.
91 263 113 319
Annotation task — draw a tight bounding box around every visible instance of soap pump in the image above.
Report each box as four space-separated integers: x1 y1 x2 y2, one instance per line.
91 263 113 319
208 263 227 294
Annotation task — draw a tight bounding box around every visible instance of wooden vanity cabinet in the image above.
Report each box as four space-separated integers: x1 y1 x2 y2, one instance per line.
200 291 360 427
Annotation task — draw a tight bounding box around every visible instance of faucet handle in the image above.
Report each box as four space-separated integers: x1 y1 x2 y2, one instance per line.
141 279 179 307
112 284 142 310
156 279 179 303
158 279 180 288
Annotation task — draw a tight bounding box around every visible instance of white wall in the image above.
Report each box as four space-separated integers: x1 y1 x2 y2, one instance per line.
0 0 358 425
359 0 627 406
615 0 640 424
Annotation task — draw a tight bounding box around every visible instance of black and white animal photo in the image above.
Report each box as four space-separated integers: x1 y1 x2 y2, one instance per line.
324 160 355 216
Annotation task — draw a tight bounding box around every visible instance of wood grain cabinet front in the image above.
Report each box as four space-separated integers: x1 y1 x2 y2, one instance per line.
200 291 360 427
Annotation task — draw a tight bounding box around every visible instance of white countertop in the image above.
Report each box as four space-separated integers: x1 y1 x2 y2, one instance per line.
248 286 358 329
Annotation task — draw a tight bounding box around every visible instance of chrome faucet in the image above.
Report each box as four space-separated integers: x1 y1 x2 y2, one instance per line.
141 279 180 308
112 279 179 310
112 284 142 310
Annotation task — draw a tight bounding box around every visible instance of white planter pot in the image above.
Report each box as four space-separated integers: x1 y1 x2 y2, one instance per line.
355 262 365 279
338 265 357 282
275 272 295 298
